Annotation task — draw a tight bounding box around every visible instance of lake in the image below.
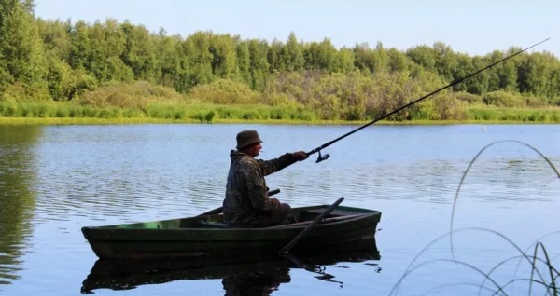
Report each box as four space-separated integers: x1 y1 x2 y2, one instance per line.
1 123 559 295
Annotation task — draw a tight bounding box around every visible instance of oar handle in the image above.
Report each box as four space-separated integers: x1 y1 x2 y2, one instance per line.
279 197 344 255
268 188 280 196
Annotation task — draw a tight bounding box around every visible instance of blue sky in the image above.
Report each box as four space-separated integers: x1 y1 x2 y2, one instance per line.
35 0 558 57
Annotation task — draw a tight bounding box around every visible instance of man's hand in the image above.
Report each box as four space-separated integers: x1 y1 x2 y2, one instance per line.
291 151 308 161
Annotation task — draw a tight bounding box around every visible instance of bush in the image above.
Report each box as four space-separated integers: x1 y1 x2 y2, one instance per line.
188 79 260 104
483 90 526 107
78 81 186 109
204 111 216 122
454 91 482 104
1 83 50 102
466 106 560 122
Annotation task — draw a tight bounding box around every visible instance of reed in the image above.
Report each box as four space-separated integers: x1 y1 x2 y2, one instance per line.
389 227 559 296
1 99 560 125
466 106 560 122
389 140 560 296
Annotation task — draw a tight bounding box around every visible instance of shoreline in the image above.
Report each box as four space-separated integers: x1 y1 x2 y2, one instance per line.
1 116 559 126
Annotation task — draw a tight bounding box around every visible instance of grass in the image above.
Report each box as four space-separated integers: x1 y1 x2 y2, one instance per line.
389 228 559 296
390 140 560 296
466 106 560 122
1 100 560 126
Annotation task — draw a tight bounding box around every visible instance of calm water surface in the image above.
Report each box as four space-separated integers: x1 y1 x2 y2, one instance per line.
1 124 559 295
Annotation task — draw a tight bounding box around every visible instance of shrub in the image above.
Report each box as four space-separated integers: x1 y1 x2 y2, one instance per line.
188 79 260 104
483 90 526 107
204 111 216 122
78 81 186 109
454 91 482 104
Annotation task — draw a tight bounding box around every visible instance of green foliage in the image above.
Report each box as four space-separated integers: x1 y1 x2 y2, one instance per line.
0 0 48 99
120 22 155 81
247 39 270 90
453 91 482 104
1 8 560 122
46 53 78 100
483 90 525 107
187 78 259 104
482 90 548 108
77 81 185 108
263 70 451 121
467 106 560 122
416 94 467 120
1 82 50 101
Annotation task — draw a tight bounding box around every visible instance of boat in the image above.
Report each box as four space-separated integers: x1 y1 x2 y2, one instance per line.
81 204 382 260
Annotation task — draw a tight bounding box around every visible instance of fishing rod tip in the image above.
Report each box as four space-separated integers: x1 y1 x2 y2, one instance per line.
525 37 551 51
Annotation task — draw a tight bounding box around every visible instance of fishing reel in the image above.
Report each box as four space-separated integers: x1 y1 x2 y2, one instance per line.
315 150 330 163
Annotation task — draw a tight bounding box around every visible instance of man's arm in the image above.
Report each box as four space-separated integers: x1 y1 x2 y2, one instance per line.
258 151 308 176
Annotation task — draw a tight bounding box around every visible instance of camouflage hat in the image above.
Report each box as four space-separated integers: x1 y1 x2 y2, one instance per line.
236 130 263 149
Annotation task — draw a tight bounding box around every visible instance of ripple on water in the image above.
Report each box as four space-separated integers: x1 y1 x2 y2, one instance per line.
2 124 560 295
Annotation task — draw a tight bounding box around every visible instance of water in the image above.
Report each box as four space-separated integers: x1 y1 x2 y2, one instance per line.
1 124 559 295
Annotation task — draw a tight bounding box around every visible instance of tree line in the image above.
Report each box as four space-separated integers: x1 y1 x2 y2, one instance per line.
1 0 560 120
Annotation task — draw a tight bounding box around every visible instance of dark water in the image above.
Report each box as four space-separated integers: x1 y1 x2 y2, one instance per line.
0 124 559 295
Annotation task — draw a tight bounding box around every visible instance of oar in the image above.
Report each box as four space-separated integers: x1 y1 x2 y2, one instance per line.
195 206 223 217
279 197 344 255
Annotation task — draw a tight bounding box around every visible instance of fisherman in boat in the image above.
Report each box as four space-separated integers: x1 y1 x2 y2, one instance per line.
223 130 308 226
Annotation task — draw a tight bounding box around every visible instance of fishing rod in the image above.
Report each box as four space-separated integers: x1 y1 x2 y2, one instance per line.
305 38 550 163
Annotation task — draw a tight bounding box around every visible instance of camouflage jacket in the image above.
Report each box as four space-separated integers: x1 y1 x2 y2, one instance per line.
223 150 298 225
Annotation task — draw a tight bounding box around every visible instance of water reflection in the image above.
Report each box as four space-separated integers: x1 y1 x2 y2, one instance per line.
0 126 41 285
81 242 380 294
0 124 558 295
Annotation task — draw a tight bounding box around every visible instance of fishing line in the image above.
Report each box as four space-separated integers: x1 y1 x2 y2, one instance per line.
306 38 551 163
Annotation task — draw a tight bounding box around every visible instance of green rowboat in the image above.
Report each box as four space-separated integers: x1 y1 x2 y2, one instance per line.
81 204 382 260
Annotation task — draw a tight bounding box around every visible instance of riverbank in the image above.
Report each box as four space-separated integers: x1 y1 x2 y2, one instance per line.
2 116 560 126
2 99 560 126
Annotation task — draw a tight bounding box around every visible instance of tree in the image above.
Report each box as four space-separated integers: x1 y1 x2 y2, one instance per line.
284 33 304 71
247 39 269 90
407 45 436 73
36 19 72 61
154 31 181 88
120 22 156 81
236 41 251 84
336 48 355 73
208 34 237 78
68 20 90 70
353 43 375 74
182 32 215 87
386 48 409 72
21 0 33 13
0 0 48 99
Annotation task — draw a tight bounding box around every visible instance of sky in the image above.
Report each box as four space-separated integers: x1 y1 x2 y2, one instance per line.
34 0 558 58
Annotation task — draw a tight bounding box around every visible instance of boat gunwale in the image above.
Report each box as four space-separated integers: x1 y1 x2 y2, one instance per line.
82 205 379 231
81 211 381 242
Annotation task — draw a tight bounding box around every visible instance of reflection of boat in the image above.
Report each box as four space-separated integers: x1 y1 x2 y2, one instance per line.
80 242 380 294
81 205 381 259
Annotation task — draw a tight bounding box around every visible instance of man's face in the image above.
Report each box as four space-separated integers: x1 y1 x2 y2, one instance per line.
246 143 262 157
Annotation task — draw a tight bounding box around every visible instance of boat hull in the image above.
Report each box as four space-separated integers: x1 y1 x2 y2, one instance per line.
82 205 381 259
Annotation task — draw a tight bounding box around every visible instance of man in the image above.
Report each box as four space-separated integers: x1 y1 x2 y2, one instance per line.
223 130 307 226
